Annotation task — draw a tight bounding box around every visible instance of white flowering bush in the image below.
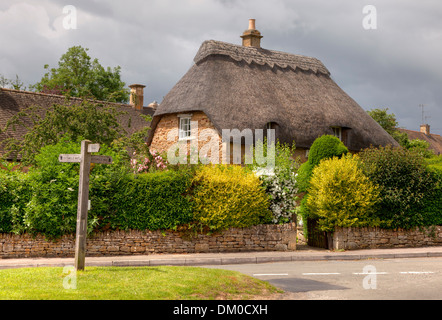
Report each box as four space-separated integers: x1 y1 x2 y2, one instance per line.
249 140 300 224
258 169 299 223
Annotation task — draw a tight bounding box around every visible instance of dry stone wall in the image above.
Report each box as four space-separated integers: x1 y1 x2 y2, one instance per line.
332 226 442 250
0 223 297 259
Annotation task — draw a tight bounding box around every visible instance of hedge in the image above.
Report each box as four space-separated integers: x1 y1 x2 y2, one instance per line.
108 170 193 231
306 154 380 232
192 165 271 231
0 141 272 238
359 145 440 229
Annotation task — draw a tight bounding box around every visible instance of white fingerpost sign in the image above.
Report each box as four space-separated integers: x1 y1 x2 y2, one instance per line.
59 140 113 271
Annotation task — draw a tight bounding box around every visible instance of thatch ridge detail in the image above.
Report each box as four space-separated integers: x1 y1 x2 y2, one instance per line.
194 40 330 75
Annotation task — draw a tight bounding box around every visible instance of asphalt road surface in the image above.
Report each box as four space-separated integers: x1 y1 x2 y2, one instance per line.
206 257 442 300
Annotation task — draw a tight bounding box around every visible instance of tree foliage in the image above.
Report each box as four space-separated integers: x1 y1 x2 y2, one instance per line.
367 108 410 147
359 145 438 229
0 74 26 90
30 46 129 103
2 100 150 165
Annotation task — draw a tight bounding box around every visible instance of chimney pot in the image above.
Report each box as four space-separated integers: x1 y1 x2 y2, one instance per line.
129 84 146 111
148 101 159 110
248 19 256 30
241 19 263 48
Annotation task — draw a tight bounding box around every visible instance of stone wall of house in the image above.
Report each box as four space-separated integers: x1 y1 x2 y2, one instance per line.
150 111 224 164
332 226 442 250
0 223 297 259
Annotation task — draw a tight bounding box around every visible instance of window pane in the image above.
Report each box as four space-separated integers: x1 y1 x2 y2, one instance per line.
180 118 192 138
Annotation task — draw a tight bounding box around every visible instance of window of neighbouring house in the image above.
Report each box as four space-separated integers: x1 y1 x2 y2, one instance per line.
179 115 192 140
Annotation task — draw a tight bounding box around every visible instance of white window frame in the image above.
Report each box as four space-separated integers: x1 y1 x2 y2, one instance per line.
331 127 342 141
178 114 193 140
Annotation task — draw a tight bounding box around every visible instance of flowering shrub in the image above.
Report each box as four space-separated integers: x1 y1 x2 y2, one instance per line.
258 169 299 224
248 140 300 224
130 144 168 173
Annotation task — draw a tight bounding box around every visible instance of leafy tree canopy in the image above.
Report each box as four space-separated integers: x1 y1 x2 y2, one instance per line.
30 46 129 103
367 108 410 147
2 100 150 165
0 74 26 90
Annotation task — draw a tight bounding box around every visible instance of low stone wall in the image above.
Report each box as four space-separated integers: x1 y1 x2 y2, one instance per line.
332 226 442 250
0 223 297 259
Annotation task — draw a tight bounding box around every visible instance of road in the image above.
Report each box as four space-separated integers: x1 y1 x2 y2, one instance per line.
206 257 442 300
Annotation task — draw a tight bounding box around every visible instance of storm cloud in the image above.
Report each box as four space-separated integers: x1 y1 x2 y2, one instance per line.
1 0 441 134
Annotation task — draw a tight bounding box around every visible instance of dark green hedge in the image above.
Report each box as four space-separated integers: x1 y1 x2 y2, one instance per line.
359 146 442 229
108 171 193 231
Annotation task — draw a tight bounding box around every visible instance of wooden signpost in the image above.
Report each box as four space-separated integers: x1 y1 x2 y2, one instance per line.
59 140 112 271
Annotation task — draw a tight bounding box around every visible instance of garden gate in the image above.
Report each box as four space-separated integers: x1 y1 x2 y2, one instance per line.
307 218 329 249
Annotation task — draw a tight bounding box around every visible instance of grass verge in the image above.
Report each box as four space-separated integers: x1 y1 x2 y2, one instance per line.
0 266 281 300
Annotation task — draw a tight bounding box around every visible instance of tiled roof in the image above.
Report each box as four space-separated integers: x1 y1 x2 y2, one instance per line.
398 128 442 155
0 88 153 159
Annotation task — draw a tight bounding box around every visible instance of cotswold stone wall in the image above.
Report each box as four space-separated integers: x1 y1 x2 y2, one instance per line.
149 111 223 164
332 226 442 250
0 223 297 259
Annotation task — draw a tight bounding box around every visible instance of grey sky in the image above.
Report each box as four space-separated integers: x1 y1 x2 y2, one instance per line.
1 0 441 135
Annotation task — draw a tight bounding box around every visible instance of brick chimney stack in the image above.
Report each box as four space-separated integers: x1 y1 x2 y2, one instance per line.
241 19 263 48
420 124 430 135
129 84 146 111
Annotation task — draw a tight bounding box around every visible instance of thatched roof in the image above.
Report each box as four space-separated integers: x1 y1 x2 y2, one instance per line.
0 88 153 159
148 40 398 151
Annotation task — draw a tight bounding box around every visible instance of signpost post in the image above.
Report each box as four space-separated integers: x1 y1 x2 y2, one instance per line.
59 140 112 271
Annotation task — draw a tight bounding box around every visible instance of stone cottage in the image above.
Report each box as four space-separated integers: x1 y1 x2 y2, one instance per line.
147 19 398 164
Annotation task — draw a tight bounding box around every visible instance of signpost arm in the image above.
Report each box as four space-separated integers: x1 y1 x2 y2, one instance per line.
74 140 92 271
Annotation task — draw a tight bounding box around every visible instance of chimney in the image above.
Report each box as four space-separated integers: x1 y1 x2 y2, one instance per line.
129 84 146 111
148 101 159 110
240 19 263 48
420 124 430 135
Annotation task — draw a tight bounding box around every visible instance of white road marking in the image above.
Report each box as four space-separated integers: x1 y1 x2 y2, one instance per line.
302 273 341 276
399 272 434 274
353 272 388 275
253 273 289 276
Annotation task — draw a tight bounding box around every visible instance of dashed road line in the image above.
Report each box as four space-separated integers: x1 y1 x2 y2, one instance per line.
353 272 389 275
302 273 341 276
253 273 289 276
399 271 434 274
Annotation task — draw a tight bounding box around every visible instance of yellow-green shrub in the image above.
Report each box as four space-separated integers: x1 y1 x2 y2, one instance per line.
307 155 380 232
192 165 271 231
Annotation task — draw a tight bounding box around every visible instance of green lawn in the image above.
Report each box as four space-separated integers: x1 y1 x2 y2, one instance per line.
0 266 281 300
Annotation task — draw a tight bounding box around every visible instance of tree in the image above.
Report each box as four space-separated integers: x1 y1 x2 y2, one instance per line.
0 74 27 90
30 46 129 103
2 100 150 164
367 108 409 146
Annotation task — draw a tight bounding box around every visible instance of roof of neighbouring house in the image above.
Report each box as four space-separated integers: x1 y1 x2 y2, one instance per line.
398 128 442 155
148 39 398 151
0 88 154 159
